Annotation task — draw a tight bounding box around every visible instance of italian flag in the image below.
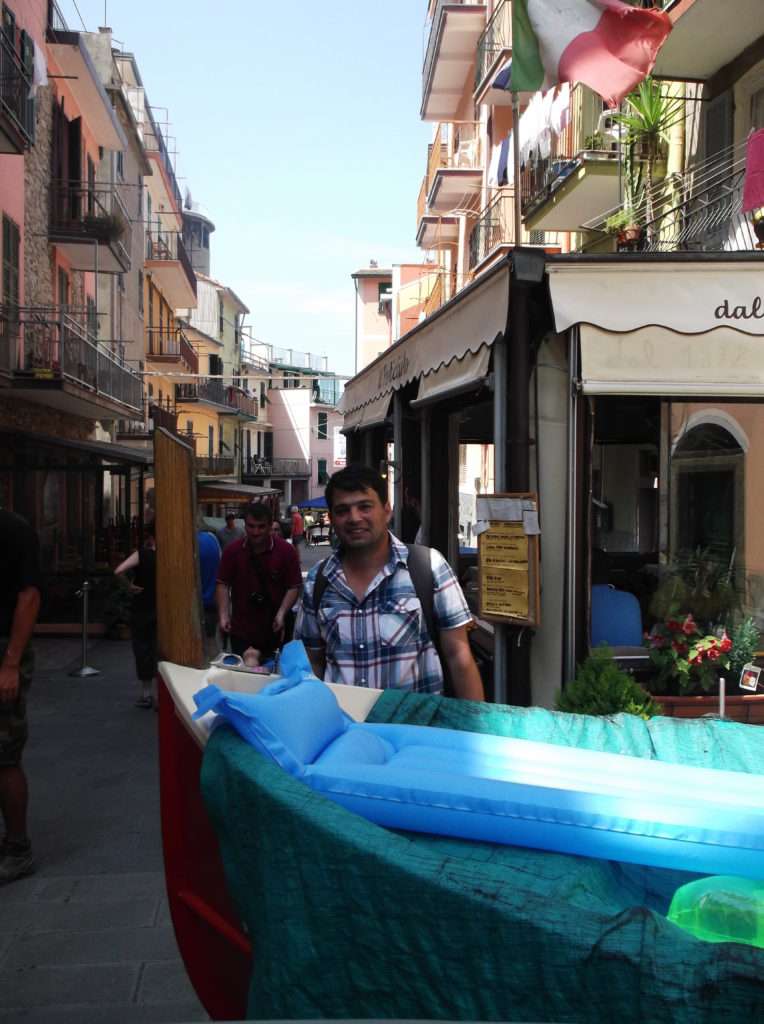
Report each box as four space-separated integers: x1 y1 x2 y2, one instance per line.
512 0 672 107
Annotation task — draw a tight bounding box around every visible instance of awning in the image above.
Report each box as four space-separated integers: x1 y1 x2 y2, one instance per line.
341 260 507 425
548 260 764 335
580 325 764 396
196 482 280 503
411 344 491 407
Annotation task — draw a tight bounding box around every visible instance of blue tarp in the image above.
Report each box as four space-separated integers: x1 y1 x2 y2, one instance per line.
297 495 327 509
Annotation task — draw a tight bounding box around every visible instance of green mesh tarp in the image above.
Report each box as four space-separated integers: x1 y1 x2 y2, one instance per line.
200 695 764 1022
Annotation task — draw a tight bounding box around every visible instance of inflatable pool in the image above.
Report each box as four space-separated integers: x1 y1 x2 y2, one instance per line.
193 643 764 880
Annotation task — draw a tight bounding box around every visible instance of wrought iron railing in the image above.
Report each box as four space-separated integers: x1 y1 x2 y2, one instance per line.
49 181 132 270
242 456 273 479
142 104 183 212
116 402 179 439
145 229 197 298
468 188 518 269
269 458 311 477
475 0 510 91
175 378 258 416
196 455 235 476
0 23 35 147
585 139 762 254
146 326 199 373
521 84 614 217
0 305 142 412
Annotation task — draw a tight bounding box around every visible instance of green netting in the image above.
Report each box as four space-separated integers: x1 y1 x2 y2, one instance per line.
201 696 764 1022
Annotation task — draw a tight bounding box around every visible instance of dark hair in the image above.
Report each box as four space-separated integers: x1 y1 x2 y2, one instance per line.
244 501 272 525
225 512 236 522
325 464 387 511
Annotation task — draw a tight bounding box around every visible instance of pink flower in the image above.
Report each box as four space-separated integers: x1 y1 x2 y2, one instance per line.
682 615 698 636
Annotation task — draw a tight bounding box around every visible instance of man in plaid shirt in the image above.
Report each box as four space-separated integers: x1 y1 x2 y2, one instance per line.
295 465 484 699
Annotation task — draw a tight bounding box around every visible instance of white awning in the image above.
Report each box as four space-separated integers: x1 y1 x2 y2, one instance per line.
410 344 491 407
548 261 764 336
341 392 393 434
580 325 764 396
341 262 507 423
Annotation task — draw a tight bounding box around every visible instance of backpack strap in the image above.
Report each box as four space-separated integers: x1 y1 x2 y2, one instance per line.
312 558 330 615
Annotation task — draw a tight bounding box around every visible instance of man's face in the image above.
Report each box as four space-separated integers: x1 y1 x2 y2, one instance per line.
329 487 391 550
244 515 270 548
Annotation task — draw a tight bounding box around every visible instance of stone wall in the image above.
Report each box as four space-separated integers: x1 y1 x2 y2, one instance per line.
0 394 92 441
23 87 53 308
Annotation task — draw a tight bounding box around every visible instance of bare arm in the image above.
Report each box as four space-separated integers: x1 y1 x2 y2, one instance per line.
439 625 485 701
273 586 301 634
114 550 139 576
0 586 41 703
216 581 231 633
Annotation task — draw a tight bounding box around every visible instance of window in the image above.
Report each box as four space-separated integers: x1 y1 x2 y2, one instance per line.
218 294 224 338
57 267 70 311
752 87 764 130
138 270 144 315
2 215 20 308
86 297 97 339
208 425 214 458
317 411 328 440
317 459 329 485
209 354 223 376
186 420 193 437
116 150 124 180
148 383 153 400
137 174 143 216
118 272 125 294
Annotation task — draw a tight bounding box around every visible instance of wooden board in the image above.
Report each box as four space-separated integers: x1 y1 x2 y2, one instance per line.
477 492 540 627
154 428 205 668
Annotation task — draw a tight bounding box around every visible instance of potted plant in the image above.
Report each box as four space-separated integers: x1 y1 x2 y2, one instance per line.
82 211 125 244
556 646 662 719
645 614 763 723
609 77 681 241
604 207 643 248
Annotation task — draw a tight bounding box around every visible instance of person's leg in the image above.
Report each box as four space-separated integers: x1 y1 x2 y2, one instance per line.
131 618 155 708
0 764 28 841
0 650 35 882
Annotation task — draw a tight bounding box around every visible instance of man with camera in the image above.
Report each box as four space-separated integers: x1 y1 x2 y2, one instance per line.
216 503 301 660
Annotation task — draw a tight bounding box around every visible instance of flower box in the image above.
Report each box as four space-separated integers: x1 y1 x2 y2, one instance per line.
655 693 764 724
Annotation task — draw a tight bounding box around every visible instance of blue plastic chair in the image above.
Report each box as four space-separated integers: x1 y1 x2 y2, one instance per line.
591 584 644 648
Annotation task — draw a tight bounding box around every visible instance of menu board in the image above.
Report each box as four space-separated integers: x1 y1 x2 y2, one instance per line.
477 493 540 626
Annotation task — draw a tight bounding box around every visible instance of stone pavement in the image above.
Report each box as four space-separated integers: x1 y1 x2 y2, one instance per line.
0 637 209 1023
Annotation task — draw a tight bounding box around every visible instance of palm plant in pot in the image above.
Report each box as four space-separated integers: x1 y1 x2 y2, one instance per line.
609 77 683 244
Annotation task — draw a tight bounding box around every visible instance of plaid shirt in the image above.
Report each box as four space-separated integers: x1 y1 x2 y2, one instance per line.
295 533 471 693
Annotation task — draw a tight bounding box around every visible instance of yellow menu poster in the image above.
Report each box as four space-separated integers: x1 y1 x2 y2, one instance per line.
477 494 540 626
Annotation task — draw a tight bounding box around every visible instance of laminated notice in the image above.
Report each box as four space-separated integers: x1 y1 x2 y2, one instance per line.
480 522 528 566
476 496 524 522
480 566 529 619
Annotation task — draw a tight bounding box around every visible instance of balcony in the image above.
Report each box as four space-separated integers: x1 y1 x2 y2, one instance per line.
146 326 199 374
584 140 763 255
45 1 125 151
312 377 342 406
142 103 183 215
0 23 35 153
241 455 273 483
196 455 235 477
145 230 197 309
521 85 621 232
49 181 132 273
426 121 483 214
468 188 519 271
421 0 486 122
269 458 311 479
473 0 511 105
116 402 179 442
175 379 258 418
269 346 327 372
0 304 143 419
417 173 460 248
653 0 759 82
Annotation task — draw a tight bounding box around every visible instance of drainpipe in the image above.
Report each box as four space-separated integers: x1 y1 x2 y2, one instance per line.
353 277 359 376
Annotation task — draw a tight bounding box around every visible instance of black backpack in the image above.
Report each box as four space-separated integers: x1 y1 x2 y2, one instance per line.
312 544 453 696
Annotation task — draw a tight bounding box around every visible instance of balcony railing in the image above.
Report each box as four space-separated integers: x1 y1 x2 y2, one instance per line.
475 0 511 92
269 458 311 478
146 326 199 373
0 22 35 149
269 346 327 371
175 378 258 417
521 84 614 217
427 121 482 186
196 455 235 476
117 402 179 440
423 273 445 318
586 141 762 254
469 188 518 269
0 305 142 412
145 229 197 299
49 181 132 270
242 455 273 480
47 0 67 31
143 104 183 212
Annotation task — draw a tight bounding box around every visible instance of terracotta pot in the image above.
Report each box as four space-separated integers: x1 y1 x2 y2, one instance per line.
655 693 764 724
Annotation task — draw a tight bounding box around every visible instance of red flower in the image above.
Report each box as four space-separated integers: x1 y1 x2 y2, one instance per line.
720 632 732 653
666 618 682 633
682 615 698 636
672 641 687 655
708 647 721 661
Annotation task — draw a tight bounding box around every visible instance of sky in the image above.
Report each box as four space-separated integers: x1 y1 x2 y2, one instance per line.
58 0 433 377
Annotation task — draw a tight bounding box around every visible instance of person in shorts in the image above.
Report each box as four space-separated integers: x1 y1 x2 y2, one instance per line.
0 510 42 884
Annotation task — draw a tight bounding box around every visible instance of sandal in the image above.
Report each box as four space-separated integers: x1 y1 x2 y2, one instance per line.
134 696 154 709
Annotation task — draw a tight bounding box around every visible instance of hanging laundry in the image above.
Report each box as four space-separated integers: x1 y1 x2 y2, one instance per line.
497 134 511 186
742 128 764 213
30 45 48 99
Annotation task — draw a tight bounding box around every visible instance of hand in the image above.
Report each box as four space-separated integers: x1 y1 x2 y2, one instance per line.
127 583 144 595
219 615 231 634
272 611 285 635
0 663 20 704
